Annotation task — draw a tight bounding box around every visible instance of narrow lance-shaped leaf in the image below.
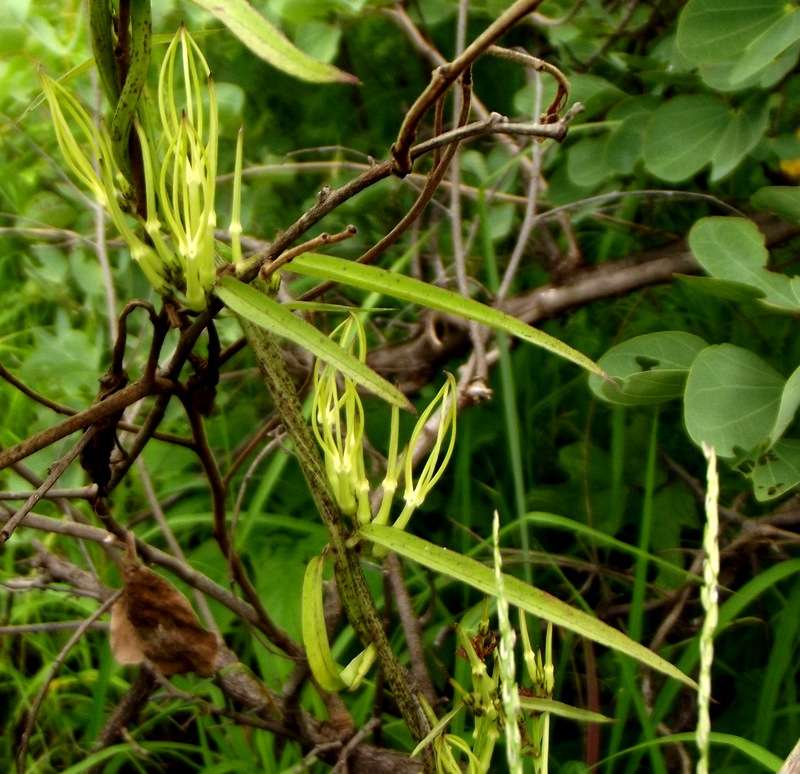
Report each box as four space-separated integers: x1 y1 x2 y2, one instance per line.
361 524 696 688
290 254 605 377
217 276 411 410
518 697 612 724
188 0 357 84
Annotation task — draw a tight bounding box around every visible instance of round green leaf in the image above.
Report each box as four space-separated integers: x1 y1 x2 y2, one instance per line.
688 217 797 311
589 331 707 406
643 96 728 182
709 96 770 182
729 8 800 83
684 344 784 457
674 275 767 304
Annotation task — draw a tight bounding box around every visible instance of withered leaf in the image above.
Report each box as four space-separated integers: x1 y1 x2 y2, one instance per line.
111 536 220 677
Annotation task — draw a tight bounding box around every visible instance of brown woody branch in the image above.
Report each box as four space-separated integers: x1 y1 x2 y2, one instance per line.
0 377 174 472
391 0 546 174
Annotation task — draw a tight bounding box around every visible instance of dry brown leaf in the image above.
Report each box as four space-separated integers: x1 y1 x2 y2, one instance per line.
110 534 220 677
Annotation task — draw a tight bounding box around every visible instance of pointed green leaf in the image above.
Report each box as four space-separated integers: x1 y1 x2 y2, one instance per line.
188 0 357 84
519 697 612 724
411 704 465 758
217 276 410 410
360 524 696 688
290 254 604 377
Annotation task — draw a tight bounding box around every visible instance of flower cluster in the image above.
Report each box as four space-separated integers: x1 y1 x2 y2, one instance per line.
311 313 457 535
42 27 243 310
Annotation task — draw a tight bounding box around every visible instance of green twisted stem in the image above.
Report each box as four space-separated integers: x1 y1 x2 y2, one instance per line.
110 0 151 179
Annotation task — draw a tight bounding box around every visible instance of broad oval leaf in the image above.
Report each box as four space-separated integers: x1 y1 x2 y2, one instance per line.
217 276 411 410
290 254 604 377
709 96 770 182
188 0 357 84
677 0 789 66
688 217 798 311
729 7 800 84
643 95 728 182
589 331 707 406
360 524 696 688
684 344 784 457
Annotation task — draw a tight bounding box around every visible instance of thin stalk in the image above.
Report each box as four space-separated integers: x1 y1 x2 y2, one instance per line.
241 318 433 769
480 190 530 583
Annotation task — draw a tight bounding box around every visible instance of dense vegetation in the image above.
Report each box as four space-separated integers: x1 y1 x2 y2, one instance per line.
2 1 800 772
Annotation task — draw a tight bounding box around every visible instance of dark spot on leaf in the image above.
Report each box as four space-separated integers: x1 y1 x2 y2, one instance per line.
635 355 661 371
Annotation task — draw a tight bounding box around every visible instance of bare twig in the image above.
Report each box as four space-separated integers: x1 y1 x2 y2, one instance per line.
0 510 284 639
301 71 474 302
391 0 547 174
135 458 218 633
0 486 97 501
92 667 158 755
385 553 436 704
0 428 97 545
179 393 303 660
497 69 544 301
259 224 357 281
0 621 107 635
0 362 192 446
410 109 580 157
450 0 488 387
487 45 569 120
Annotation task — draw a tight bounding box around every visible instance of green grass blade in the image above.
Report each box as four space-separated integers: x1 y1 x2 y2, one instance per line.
290 253 605 377
645 559 800 763
620 411 666 774
753 581 800 746
361 524 696 688
482 513 699 585
217 276 411 410
598 731 782 772
479 189 530 583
